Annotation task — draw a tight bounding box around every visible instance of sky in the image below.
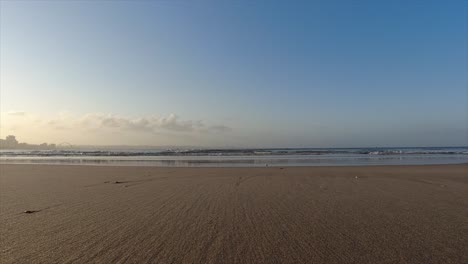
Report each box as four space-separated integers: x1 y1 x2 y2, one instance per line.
0 0 467 147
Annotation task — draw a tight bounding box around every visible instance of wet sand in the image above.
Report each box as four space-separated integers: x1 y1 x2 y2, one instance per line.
1 164 467 263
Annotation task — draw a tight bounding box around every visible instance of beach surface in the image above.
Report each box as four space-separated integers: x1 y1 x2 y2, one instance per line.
1 164 467 263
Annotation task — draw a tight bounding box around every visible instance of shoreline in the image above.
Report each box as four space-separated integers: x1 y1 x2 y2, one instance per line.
1 159 467 168
1 164 467 263
2 146 467 168
1 162 468 168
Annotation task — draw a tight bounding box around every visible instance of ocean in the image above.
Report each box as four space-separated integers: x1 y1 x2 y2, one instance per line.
1 147 467 167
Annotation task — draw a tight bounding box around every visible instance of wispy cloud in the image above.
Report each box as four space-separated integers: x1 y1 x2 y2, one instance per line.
44 113 232 134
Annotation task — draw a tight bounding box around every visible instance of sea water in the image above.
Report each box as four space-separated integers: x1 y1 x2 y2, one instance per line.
1 147 467 167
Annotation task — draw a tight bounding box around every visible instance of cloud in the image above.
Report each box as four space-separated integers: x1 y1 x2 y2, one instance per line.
44 112 232 134
7 111 26 116
155 114 195 132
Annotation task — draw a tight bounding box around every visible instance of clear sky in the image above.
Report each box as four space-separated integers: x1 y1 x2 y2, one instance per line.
0 0 466 147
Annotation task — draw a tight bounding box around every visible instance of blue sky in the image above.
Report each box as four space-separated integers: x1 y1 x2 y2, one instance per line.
0 0 466 147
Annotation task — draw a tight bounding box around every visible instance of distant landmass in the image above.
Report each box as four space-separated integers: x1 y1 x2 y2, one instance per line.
0 135 56 150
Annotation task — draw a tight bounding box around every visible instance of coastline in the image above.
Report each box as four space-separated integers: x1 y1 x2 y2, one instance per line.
2 146 467 167
1 155 467 167
1 164 467 263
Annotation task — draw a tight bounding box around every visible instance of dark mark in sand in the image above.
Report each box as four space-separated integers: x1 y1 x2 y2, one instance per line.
23 210 39 214
21 205 57 214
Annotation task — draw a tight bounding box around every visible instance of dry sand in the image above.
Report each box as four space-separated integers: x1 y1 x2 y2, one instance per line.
0 164 467 263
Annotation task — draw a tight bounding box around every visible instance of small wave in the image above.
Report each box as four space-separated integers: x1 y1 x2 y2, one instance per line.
1 147 467 158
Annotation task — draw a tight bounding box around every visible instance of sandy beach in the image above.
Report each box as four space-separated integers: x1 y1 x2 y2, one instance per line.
0 164 467 263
